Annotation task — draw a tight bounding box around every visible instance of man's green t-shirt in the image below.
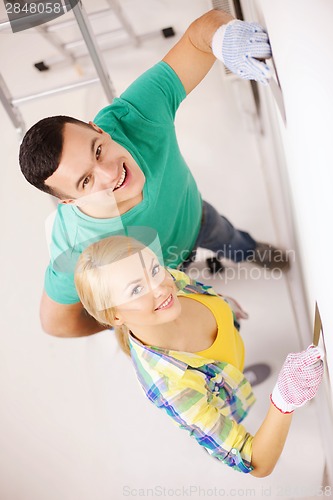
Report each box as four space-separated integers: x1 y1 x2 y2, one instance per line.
44 61 202 304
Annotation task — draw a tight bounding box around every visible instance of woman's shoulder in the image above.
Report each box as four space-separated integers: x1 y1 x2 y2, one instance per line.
167 267 189 284
167 267 220 298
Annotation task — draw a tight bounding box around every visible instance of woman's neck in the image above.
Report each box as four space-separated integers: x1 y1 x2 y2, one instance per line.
128 313 186 350
127 296 218 353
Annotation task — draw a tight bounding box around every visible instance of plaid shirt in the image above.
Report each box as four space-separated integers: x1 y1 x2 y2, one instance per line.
128 270 256 473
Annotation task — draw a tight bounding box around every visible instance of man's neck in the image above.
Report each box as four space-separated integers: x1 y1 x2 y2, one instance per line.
75 192 143 219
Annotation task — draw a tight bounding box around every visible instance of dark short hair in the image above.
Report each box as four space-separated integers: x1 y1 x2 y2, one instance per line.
19 115 91 197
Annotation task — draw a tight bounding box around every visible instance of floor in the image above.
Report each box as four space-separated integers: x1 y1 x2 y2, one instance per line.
0 1 325 499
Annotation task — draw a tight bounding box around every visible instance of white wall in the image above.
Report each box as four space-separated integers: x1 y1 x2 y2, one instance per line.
243 0 333 479
255 0 333 387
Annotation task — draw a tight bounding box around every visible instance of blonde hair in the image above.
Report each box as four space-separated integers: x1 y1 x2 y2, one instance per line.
74 235 148 356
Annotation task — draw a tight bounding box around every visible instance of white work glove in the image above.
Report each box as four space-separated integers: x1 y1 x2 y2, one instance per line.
270 345 324 414
212 20 272 85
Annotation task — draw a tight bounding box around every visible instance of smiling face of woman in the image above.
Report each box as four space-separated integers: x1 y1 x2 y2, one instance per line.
108 247 182 330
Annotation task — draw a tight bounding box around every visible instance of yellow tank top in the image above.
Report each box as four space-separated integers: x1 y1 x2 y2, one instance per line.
182 293 245 371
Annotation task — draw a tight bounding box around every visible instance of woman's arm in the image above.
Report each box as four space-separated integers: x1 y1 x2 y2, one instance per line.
251 344 324 477
131 338 323 475
251 404 292 477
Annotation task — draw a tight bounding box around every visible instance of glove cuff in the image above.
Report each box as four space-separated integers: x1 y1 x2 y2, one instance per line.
211 20 236 63
270 384 295 414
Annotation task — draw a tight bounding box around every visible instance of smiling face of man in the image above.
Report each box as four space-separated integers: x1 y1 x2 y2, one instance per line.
44 122 145 217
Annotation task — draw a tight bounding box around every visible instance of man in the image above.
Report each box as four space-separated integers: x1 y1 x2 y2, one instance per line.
19 9 288 338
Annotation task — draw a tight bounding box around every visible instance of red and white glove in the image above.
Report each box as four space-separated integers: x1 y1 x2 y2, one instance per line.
270 345 324 414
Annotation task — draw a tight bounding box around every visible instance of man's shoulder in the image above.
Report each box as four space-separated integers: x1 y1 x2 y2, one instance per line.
113 62 186 125
93 98 129 135
45 204 80 259
47 204 102 254
50 203 79 230
93 65 173 127
47 204 127 261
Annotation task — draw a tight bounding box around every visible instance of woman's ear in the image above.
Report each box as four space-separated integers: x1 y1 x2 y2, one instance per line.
113 312 124 326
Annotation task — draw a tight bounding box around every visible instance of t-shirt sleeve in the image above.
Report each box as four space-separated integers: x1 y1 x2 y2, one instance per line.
43 206 81 304
44 265 80 304
119 61 186 123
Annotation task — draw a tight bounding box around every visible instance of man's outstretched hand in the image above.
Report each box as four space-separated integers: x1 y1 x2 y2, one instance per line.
212 20 272 85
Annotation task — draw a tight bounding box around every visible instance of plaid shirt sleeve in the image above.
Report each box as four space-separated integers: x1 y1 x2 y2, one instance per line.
152 366 253 473
130 338 255 474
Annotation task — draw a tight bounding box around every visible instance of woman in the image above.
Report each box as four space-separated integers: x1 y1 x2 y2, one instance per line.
74 235 324 476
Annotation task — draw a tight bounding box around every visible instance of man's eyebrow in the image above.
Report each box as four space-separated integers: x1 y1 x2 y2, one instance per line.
75 137 98 190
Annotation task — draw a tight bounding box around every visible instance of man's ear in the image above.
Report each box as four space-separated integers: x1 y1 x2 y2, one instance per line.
89 121 103 134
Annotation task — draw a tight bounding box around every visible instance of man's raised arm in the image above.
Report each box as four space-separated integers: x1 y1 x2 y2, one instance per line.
163 9 272 95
